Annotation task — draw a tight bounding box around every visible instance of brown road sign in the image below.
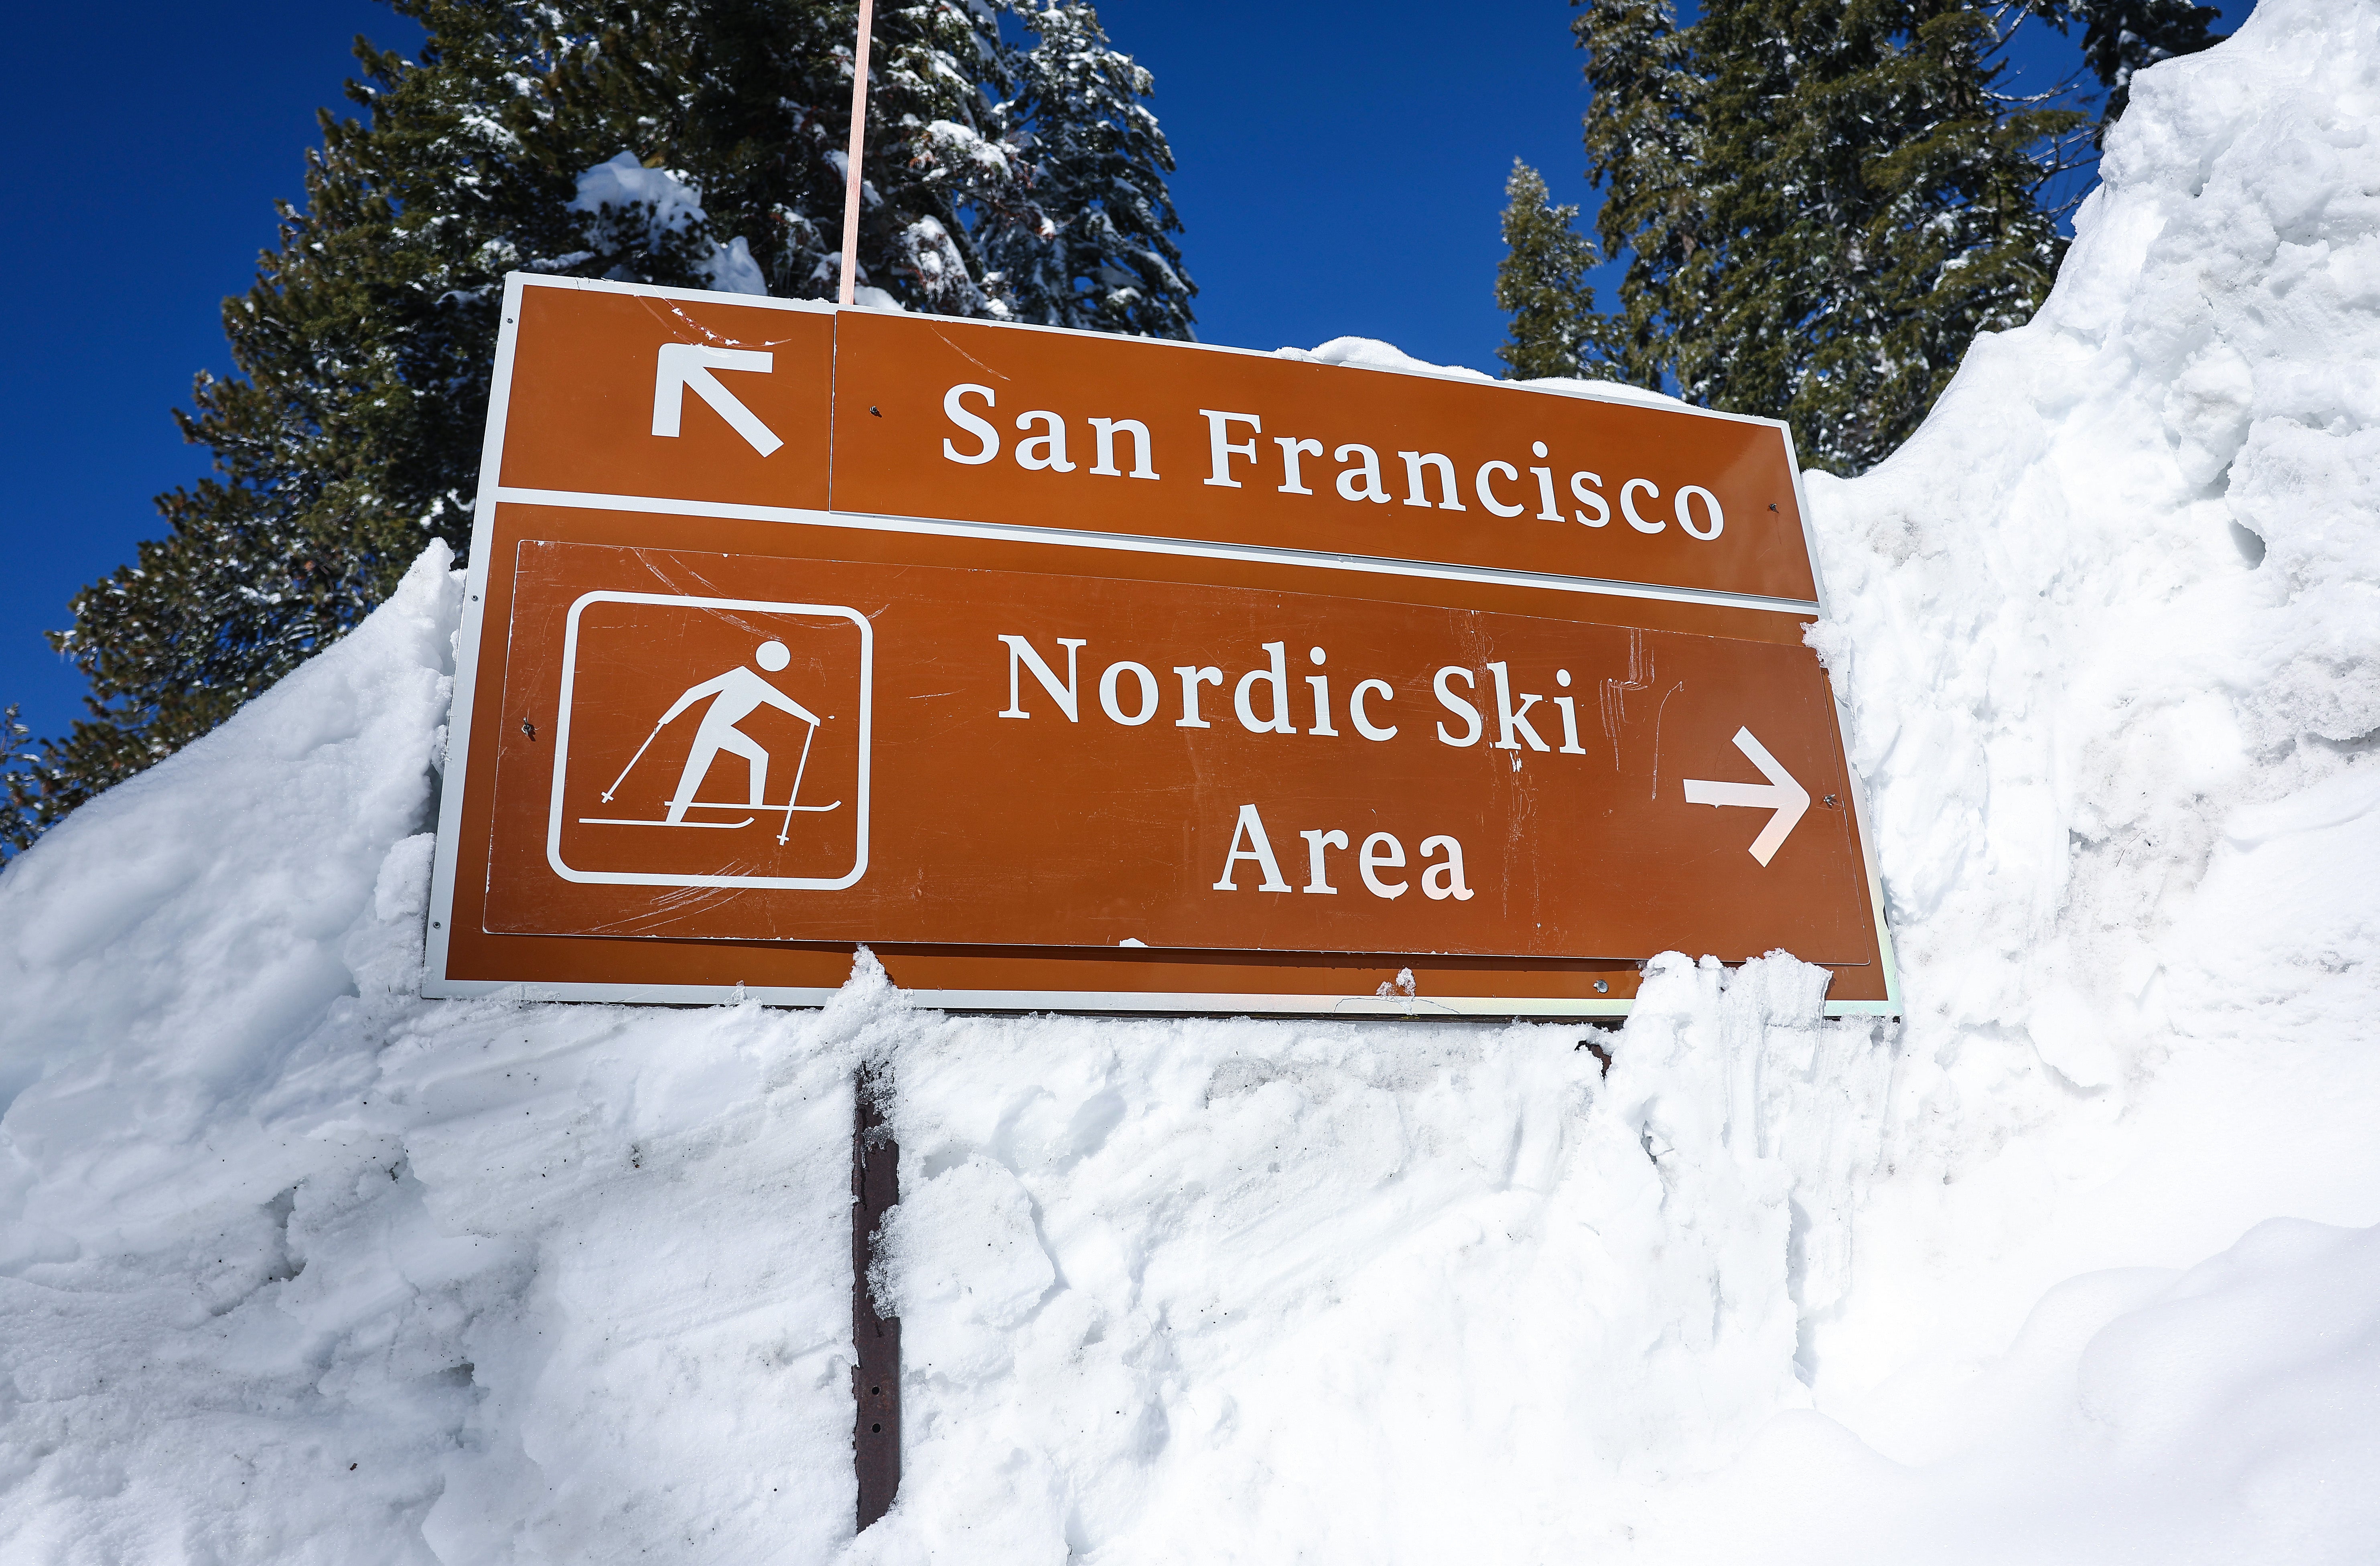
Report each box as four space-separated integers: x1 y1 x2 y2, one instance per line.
426 277 1898 1017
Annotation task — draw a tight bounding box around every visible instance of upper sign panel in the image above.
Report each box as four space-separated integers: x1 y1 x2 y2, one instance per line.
828 310 1821 605
488 281 1819 606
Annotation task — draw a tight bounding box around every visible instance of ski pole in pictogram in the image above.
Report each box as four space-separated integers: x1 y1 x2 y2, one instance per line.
603 720 669 802
777 722 819 844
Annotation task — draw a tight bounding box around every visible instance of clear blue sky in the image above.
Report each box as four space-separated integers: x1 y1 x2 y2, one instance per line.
0 2 2246 745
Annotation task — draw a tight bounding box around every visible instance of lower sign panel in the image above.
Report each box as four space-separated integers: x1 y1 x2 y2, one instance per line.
480 538 1877 967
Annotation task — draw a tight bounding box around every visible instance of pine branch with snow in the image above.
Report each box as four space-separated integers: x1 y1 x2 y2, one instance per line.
5 0 1190 852
1493 160 1613 381
976 0 1196 339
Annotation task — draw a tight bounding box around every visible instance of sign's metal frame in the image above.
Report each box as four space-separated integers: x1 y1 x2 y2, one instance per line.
424 274 1901 1019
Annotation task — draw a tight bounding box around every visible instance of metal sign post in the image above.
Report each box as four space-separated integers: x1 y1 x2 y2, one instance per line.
836 0 876 307
836 5 893 1527
851 1064 900 1529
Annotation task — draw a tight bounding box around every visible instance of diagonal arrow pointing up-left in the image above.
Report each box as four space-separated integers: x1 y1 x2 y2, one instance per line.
652 343 782 456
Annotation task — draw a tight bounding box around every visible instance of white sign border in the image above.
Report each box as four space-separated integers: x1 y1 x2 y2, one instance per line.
542 589 871 891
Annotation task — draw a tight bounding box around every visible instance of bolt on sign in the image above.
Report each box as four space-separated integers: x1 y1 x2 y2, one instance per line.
424 276 1900 1017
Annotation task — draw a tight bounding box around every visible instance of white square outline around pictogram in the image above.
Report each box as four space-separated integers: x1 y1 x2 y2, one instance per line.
545 590 872 889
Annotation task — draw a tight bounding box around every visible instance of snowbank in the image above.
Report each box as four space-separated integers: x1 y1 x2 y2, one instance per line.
1799 0 2380 1377
1 0 2377 1557
1700 0 2380 1551
0 550 865 1561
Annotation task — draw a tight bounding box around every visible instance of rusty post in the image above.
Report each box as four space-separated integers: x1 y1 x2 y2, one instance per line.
852 1063 901 1529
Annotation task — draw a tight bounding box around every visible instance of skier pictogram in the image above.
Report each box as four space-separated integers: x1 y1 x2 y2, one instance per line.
579 639 842 844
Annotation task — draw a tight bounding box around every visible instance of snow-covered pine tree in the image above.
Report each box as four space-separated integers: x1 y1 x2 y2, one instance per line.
1493 160 1611 381
1571 0 2226 474
2 0 1190 856
976 1 1194 337
2057 0 2227 136
1837 4 2087 467
1571 0 1702 389
1576 0 2083 474
0 706 38 857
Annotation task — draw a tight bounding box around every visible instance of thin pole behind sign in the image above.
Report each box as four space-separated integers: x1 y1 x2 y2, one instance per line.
837 0 877 307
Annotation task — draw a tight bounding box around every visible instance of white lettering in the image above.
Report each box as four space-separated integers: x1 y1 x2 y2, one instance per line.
1234 641 1296 735
1475 460 1525 517
1099 660 1160 725
1015 410 1074 472
998 635 1085 721
1621 477 1664 533
1173 664 1223 728
1336 444 1390 504
1676 484 1725 541
1214 804 1292 892
1276 436 1323 494
942 383 998 464
1531 466 1562 521
1350 679 1398 741
1554 671 1586 753
1420 836 1475 901
1200 409 1262 487
1359 832 1408 899
1398 451 1467 510
1433 666 1482 747
1569 471 1610 527
1087 417 1159 479
1487 661 1550 753
1304 645 1338 736
1300 828 1349 894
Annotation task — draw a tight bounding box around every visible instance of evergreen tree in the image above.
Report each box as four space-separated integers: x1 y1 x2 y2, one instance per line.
0 706 40 858
1569 0 1706 381
978 1 1195 337
1576 0 2083 474
2061 0 2227 136
2 0 1189 859
1493 160 1611 381
1572 0 2225 473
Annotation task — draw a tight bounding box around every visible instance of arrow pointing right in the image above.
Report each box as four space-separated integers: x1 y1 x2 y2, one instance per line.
652 343 783 456
1682 726 1812 866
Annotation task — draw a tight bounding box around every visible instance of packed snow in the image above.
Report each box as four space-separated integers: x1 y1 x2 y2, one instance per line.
4 0 2379 1558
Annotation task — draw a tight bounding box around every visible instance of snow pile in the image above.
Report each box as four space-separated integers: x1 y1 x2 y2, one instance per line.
0 550 862 1560
1678 0 2380 1551
856 953 1889 1562
2 0 2379 1558
1805 0 2380 1354
1287 333 1687 410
